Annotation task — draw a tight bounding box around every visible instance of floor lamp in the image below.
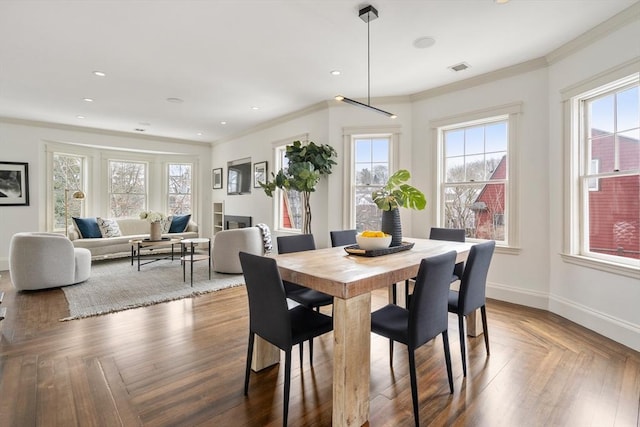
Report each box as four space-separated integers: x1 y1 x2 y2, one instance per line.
64 189 85 236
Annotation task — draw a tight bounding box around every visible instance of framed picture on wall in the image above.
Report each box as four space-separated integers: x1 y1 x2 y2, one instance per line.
253 161 267 188
0 161 29 206
212 168 223 189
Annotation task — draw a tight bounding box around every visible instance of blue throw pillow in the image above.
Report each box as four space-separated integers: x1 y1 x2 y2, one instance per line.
72 217 102 238
168 214 191 233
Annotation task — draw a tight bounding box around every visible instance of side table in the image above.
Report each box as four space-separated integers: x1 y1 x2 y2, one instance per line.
181 238 211 286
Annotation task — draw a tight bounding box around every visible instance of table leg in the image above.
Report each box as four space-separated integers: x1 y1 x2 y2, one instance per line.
251 336 280 372
137 243 141 271
466 308 484 337
333 293 371 427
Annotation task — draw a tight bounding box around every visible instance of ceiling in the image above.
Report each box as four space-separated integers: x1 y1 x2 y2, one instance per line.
0 0 636 143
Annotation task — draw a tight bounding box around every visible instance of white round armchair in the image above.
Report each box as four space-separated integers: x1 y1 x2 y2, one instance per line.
212 227 265 274
9 232 91 290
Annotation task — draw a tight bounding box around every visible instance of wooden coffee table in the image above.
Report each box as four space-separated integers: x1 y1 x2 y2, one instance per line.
129 237 183 271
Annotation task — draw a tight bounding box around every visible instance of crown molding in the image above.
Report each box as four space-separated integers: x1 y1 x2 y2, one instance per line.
213 101 330 146
546 2 640 65
0 116 211 147
410 57 549 102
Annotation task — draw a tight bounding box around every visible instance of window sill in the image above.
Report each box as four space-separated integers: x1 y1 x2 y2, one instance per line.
560 253 640 279
495 245 521 255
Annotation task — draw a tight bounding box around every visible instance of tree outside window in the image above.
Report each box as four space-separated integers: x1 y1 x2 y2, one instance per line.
109 160 146 218
274 145 303 231
168 163 192 215
353 137 390 232
53 153 84 231
441 119 508 243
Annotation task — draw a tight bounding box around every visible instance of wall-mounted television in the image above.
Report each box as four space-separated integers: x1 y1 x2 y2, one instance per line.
227 157 252 195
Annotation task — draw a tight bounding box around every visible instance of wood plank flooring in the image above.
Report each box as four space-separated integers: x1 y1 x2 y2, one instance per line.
0 269 638 426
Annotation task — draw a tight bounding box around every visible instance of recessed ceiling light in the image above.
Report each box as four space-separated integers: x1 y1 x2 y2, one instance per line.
197 132 203 136
76 115 85 119
330 70 341 76
220 121 227 125
134 128 146 132
413 37 436 49
83 98 94 102
250 106 259 110
495 0 510 3
166 97 184 103
92 71 106 77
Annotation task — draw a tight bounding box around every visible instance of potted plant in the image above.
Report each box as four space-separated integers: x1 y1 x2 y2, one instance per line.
372 169 426 246
260 140 337 234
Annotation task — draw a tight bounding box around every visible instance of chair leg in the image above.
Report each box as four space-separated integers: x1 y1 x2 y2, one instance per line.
458 315 467 377
244 332 255 395
442 331 454 394
389 339 394 365
481 305 490 355
408 348 420 427
405 280 410 308
392 283 397 304
283 350 292 427
309 338 314 366
299 341 303 366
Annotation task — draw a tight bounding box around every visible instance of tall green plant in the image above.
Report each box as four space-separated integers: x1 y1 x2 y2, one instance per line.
261 140 337 233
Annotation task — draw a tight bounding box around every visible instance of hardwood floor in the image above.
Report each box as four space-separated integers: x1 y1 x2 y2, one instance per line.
0 269 638 426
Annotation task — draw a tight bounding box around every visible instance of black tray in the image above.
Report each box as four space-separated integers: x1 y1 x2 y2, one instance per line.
344 241 415 257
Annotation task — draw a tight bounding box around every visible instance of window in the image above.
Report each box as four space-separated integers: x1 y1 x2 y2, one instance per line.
168 163 192 215
573 75 639 265
108 160 147 218
441 118 509 242
52 153 86 232
274 144 303 231
353 136 391 232
433 103 520 247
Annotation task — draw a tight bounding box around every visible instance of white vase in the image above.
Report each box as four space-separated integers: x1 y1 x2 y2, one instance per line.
149 221 162 241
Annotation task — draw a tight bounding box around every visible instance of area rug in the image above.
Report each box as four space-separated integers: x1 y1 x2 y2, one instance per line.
60 257 245 321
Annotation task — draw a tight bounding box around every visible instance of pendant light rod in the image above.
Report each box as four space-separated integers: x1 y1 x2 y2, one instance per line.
335 4 397 119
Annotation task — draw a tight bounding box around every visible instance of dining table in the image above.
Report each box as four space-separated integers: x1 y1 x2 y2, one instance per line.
256 237 475 426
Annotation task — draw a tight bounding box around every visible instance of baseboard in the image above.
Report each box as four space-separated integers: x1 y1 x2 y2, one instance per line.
486 281 549 310
549 294 640 352
487 281 639 352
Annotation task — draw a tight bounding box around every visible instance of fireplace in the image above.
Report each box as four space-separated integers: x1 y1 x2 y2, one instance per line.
225 215 252 230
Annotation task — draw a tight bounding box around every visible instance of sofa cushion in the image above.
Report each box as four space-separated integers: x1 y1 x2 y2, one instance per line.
73 217 102 238
97 217 122 238
169 214 191 233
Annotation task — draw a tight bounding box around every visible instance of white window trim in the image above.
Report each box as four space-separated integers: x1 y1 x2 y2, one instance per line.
270 133 309 233
166 161 195 215
561 60 639 274
342 125 401 230
430 102 522 251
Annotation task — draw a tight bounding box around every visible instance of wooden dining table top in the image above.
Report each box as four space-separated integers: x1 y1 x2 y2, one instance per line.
272 237 473 299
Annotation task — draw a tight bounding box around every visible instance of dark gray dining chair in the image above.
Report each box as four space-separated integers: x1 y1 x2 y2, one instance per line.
276 234 333 310
329 229 357 247
371 251 457 427
405 227 466 307
448 240 495 377
240 252 333 427
277 234 333 363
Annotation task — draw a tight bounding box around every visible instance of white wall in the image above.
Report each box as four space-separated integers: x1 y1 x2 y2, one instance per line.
0 120 212 270
547 20 640 351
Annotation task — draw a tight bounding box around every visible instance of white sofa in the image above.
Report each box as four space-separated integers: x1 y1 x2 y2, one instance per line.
9 232 91 290
68 218 198 260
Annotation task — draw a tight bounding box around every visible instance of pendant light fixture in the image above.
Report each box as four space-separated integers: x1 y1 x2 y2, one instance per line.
335 5 397 119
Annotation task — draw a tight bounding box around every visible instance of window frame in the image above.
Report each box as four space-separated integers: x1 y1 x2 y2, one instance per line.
48 151 88 233
342 126 401 231
270 134 308 233
431 103 521 251
563 70 639 272
167 162 193 215
107 158 149 218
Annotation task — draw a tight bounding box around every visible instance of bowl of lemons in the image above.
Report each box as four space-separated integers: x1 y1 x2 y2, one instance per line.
356 230 392 250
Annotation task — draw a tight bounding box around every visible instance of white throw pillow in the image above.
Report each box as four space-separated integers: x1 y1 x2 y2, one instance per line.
96 217 122 238
161 217 172 233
